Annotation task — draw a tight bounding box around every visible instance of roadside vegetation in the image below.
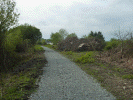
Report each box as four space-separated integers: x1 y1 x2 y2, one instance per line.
44 29 133 100
0 46 47 99
0 0 47 99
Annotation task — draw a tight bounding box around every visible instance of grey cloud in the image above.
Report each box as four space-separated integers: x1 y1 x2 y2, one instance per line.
17 0 133 41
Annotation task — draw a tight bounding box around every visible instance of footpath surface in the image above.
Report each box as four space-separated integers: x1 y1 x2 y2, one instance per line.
29 46 116 100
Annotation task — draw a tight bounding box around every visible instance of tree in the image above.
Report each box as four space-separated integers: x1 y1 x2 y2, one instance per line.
42 39 47 45
88 31 105 42
59 28 68 40
50 32 62 45
0 0 19 68
0 0 19 46
114 29 129 59
97 31 104 41
82 35 88 39
0 0 19 97
15 24 42 45
66 33 77 38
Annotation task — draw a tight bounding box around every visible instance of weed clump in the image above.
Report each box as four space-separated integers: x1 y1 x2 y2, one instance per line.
34 45 44 52
122 74 133 79
75 51 95 64
65 51 73 55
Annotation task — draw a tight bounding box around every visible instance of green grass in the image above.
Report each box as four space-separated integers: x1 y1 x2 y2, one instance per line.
61 51 73 55
44 44 57 50
34 45 44 52
0 50 47 100
75 51 95 64
122 74 133 79
65 51 73 55
59 50 133 100
0 72 35 99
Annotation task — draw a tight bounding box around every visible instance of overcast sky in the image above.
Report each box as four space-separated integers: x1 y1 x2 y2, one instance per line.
16 0 133 41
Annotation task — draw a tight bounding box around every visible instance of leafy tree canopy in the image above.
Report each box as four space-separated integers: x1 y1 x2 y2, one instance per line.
50 29 68 45
11 24 42 45
88 31 105 41
66 33 77 38
82 35 88 39
59 28 68 40
0 0 19 46
50 32 62 45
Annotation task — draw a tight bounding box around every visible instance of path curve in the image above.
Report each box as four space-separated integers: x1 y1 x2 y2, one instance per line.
29 46 116 100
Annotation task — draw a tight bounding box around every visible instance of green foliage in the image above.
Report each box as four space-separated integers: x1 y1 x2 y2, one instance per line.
34 45 44 52
44 44 57 50
4 29 23 54
66 33 77 38
0 50 47 99
42 39 47 45
36 41 42 45
50 29 68 45
0 0 19 47
104 38 121 50
75 52 95 64
122 74 133 79
1 24 42 70
4 28 31 53
13 24 42 45
50 32 62 45
0 0 19 68
65 51 73 55
52 45 57 50
59 28 68 40
44 44 53 48
36 38 47 45
82 35 88 39
88 31 105 42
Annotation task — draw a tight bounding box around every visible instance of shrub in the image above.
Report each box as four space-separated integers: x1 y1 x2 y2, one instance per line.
34 45 44 52
122 74 133 79
4 29 23 53
75 51 95 64
15 39 31 52
36 41 42 45
65 51 73 55
104 40 121 50
42 39 47 45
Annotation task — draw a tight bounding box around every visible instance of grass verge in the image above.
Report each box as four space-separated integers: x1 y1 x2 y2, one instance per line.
60 51 133 100
44 44 57 50
0 45 47 100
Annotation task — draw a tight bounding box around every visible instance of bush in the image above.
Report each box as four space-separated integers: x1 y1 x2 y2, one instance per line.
42 39 47 45
75 51 95 64
122 74 133 79
66 51 73 55
36 41 42 45
34 45 44 52
4 29 23 53
15 39 31 52
104 40 120 50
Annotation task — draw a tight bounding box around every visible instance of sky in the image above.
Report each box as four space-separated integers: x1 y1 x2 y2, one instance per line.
15 0 133 41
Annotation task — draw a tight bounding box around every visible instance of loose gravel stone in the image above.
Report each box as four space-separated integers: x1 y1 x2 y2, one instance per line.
29 46 116 100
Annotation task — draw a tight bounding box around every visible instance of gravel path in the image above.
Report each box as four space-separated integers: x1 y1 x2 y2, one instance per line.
29 46 116 100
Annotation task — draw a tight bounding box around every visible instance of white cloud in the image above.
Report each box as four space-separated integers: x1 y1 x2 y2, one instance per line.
15 0 133 41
